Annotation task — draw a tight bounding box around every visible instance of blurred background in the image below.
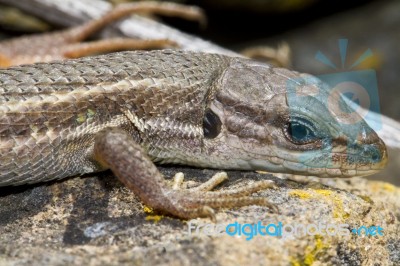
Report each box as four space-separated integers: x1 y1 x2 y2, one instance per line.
0 0 398 184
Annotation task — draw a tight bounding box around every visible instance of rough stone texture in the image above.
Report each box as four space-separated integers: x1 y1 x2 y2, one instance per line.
0 167 399 265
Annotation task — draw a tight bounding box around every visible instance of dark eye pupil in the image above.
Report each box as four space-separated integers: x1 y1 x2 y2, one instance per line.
286 121 317 144
203 109 221 139
289 123 309 141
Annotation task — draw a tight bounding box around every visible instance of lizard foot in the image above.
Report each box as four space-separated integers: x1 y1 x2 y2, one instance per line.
166 172 278 221
172 171 228 191
94 128 278 222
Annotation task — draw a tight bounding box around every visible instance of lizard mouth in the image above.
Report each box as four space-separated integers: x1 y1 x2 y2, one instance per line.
296 135 388 177
337 129 388 175
250 131 389 178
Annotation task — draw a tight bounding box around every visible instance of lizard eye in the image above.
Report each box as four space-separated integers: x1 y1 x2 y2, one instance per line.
284 117 319 145
203 108 221 139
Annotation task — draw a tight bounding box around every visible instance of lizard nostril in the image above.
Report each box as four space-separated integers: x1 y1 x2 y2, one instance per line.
346 137 386 165
359 138 387 164
371 152 379 162
364 144 381 163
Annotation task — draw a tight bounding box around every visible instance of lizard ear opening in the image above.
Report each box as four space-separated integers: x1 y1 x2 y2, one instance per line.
203 108 222 139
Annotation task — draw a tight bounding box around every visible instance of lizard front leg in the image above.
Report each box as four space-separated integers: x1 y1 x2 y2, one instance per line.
93 128 277 221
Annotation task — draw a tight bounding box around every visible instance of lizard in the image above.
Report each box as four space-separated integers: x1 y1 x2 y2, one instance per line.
0 1 205 67
0 49 388 220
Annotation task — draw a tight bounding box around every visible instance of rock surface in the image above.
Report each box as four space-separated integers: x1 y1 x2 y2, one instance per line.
0 167 399 265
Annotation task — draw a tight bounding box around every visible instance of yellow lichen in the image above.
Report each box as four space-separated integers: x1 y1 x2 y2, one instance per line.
315 190 348 220
289 258 301 266
143 205 163 222
289 189 349 221
291 235 328 266
143 206 153 213
369 181 399 193
381 183 396 192
314 189 332 197
289 190 312 199
145 215 163 223
304 236 327 265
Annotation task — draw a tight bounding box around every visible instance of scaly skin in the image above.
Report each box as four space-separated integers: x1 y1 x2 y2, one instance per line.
0 50 388 219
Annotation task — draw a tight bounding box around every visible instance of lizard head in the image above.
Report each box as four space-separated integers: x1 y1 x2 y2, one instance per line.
204 58 387 177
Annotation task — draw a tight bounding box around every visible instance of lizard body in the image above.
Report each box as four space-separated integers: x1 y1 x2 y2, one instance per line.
0 50 387 219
